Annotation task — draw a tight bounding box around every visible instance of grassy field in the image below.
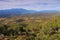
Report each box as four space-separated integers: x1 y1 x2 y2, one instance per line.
0 13 60 40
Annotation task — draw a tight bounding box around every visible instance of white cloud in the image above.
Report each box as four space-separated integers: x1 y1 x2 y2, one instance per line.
0 0 60 10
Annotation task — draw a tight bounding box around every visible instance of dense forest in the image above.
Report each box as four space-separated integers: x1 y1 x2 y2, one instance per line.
0 13 60 40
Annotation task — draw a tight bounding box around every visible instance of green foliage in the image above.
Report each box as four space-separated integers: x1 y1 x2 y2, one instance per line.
0 15 60 40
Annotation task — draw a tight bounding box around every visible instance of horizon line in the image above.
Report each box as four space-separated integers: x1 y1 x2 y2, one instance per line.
0 8 60 11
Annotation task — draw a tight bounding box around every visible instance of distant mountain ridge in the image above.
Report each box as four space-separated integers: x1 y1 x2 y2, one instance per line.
39 10 60 13
0 8 36 17
0 8 60 18
0 8 36 14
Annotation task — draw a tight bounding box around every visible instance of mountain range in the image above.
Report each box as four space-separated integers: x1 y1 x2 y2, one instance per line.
0 8 36 17
0 8 60 18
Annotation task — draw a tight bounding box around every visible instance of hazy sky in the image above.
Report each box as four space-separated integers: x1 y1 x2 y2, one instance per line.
0 0 60 10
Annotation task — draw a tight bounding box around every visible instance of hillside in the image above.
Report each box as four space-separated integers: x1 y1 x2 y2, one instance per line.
0 12 60 40
0 9 60 40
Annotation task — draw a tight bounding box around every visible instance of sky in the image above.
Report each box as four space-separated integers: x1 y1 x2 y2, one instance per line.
0 0 60 10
